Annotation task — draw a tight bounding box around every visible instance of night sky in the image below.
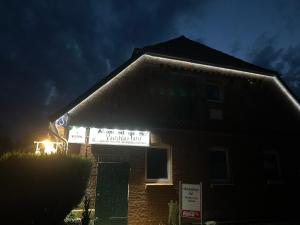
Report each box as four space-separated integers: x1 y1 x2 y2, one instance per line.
1 0 300 140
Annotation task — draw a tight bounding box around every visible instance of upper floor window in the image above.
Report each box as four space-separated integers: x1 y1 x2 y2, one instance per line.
263 151 281 181
146 146 172 184
205 83 223 102
209 108 223 120
209 147 230 183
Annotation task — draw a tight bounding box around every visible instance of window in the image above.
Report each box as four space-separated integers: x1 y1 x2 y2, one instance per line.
209 148 230 183
146 147 172 183
205 83 222 102
263 151 281 181
209 108 223 120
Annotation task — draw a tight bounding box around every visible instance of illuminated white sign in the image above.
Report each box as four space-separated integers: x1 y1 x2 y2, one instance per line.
68 127 86 144
89 128 150 147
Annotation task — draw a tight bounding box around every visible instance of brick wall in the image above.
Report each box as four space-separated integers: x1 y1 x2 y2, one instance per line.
78 144 97 209
76 130 300 225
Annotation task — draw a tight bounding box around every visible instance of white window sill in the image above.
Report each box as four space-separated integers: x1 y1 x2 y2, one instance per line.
210 183 235 188
207 99 223 104
267 179 283 185
145 182 173 187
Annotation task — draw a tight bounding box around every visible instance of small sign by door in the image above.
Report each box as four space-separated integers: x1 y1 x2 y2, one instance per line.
181 183 201 220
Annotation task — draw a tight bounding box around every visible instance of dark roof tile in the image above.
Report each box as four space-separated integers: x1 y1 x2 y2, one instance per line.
133 36 279 76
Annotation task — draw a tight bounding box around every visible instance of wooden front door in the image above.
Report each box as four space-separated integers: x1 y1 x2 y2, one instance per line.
95 162 129 225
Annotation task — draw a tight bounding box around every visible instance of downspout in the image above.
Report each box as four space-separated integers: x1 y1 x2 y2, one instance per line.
48 121 69 153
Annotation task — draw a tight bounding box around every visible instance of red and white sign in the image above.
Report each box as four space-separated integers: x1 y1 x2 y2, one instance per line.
181 183 201 219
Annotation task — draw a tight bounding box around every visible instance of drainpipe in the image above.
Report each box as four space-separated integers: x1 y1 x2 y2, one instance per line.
48 121 69 153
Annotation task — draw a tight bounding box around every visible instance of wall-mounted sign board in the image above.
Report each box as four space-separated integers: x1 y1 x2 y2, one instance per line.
89 128 150 147
181 183 201 220
68 126 86 144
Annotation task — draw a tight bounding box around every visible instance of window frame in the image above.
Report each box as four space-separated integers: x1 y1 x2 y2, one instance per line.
209 108 223 120
204 82 224 103
208 147 231 184
145 145 172 184
263 150 282 183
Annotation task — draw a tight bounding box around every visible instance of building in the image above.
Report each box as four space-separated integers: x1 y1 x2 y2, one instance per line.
49 36 300 225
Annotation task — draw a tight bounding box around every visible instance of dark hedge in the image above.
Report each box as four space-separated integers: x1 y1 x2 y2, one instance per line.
0 152 92 225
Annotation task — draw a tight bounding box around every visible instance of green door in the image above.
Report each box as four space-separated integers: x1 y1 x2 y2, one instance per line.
95 162 129 225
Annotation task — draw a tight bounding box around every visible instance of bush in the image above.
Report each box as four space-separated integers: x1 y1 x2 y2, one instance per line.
0 152 92 225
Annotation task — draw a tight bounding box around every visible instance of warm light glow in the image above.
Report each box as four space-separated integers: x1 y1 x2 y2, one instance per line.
42 140 56 154
34 140 58 154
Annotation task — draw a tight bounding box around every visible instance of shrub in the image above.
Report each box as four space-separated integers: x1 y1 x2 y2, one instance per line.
0 152 92 225
81 195 91 225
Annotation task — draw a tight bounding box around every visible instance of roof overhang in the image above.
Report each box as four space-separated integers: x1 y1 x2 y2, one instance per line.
50 53 300 123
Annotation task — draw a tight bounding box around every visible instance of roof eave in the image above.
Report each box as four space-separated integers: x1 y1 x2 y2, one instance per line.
48 54 141 122
49 52 294 123
142 51 279 77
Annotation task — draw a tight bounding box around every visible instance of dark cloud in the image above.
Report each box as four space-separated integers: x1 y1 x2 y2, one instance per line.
248 34 283 70
2 0 299 140
0 0 208 138
229 40 242 54
275 0 300 35
248 34 300 98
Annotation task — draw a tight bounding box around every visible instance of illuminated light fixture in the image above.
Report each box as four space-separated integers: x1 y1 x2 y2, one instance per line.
145 54 300 112
145 54 273 79
34 140 60 154
68 56 146 115
65 54 300 117
273 77 300 112
42 140 56 154
89 128 150 147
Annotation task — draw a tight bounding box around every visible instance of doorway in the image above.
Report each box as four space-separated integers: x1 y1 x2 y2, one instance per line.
95 162 129 225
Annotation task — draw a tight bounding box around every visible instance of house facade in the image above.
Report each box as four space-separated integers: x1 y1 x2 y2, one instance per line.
50 37 300 225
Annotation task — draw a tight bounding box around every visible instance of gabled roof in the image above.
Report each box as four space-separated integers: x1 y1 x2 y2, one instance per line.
50 36 297 122
49 54 140 121
133 36 279 76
